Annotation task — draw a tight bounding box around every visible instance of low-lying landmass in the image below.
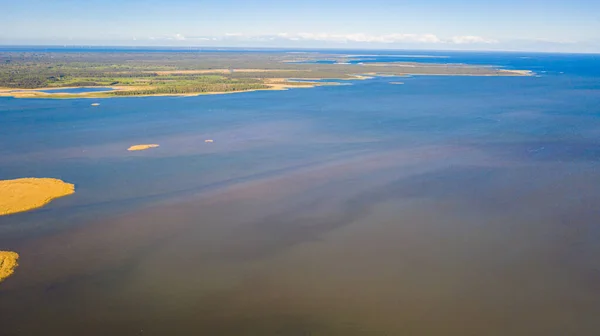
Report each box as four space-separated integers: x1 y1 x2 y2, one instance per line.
0 251 19 283
0 178 75 216
0 51 533 99
128 144 160 151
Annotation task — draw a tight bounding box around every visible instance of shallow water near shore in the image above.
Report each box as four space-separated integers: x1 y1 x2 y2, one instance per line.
2 51 600 335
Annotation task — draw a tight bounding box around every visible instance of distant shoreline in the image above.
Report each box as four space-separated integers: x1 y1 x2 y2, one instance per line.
0 82 320 99
0 70 533 99
0 50 537 99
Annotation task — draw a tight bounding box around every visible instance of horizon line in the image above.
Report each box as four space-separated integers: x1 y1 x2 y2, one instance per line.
0 44 599 55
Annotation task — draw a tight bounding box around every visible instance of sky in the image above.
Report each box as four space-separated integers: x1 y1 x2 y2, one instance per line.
2 0 600 53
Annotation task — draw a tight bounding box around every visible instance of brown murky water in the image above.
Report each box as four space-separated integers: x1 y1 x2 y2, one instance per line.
2 145 600 335
3 69 600 335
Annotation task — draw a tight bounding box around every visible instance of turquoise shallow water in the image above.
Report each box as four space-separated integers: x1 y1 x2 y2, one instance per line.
1 51 600 335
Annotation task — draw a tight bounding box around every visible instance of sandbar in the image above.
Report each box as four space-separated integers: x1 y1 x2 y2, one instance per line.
499 69 534 76
150 69 310 75
0 251 19 283
128 144 160 151
0 178 75 216
0 83 312 99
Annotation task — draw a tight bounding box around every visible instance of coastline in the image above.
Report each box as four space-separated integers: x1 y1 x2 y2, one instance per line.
0 70 533 100
0 80 323 99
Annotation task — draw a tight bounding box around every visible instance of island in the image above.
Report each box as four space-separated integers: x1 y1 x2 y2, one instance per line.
0 251 19 283
0 51 533 99
0 178 75 216
128 144 160 151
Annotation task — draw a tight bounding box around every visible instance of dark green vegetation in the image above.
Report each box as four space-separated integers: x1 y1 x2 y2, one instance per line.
0 51 528 96
108 77 268 96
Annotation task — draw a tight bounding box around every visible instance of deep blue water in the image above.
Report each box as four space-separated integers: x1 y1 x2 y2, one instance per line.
2 50 600 335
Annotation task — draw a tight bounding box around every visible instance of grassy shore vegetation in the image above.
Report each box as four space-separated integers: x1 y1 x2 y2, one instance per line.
0 178 75 216
127 144 160 151
0 251 19 283
0 51 531 97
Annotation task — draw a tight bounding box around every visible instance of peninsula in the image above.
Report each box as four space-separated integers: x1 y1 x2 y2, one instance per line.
0 51 532 99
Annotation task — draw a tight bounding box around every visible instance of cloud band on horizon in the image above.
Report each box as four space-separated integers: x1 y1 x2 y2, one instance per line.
154 32 498 45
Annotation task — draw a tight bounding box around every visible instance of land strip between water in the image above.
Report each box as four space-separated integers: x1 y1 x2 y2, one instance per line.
0 52 532 98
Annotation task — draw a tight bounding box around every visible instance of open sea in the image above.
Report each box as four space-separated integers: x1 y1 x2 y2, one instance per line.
1 49 600 335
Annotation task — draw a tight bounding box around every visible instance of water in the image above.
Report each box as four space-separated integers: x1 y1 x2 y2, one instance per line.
287 49 600 76
37 87 115 94
1 50 600 335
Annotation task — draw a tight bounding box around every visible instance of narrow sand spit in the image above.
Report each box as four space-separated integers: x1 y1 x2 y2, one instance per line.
127 144 160 151
0 251 19 283
0 178 75 216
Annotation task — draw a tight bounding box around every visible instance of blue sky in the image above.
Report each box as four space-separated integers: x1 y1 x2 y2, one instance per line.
2 0 600 52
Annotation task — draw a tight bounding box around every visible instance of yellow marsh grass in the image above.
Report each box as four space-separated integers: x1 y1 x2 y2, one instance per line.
128 144 160 151
0 178 75 216
0 251 19 282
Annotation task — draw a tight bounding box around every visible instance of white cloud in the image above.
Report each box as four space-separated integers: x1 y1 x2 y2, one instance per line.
144 32 498 45
530 37 576 44
150 34 187 41
450 35 498 44
274 32 443 44
230 32 496 45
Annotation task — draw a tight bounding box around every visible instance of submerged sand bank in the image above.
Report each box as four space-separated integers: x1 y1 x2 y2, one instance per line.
0 251 19 283
128 144 160 151
0 178 75 216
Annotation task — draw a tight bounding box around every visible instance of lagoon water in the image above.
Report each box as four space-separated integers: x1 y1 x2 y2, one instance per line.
2 51 600 335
